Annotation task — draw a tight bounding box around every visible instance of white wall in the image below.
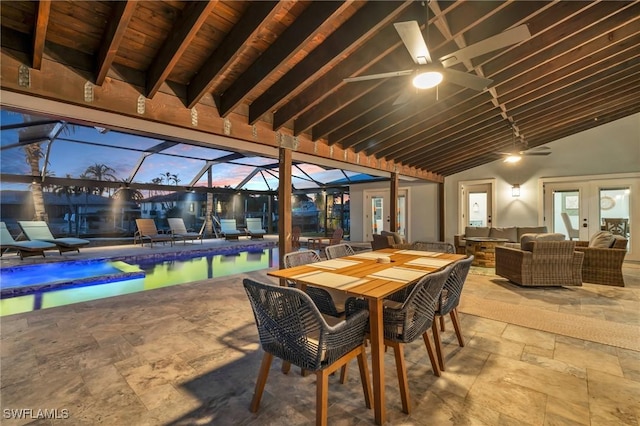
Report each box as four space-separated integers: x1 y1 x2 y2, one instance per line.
444 113 640 242
349 180 440 242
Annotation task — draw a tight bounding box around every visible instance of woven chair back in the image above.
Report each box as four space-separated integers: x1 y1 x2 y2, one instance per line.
242 278 368 371
438 256 473 316
325 243 354 259
411 241 455 253
384 266 451 343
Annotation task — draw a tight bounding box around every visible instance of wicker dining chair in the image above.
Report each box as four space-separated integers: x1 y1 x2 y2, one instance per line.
243 278 372 426
324 243 355 259
283 250 346 317
410 241 456 254
345 266 451 414
431 256 473 371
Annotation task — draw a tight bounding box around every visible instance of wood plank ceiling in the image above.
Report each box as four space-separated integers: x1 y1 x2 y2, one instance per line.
1 1 639 180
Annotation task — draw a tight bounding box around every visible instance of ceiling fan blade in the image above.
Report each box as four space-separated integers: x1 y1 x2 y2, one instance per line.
439 24 531 68
393 21 431 64
392 88 414 105
527 146 551 151
344 69 414 83
523 152 551 156
441 68 493 91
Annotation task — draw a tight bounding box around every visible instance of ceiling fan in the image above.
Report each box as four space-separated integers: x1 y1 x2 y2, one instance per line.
344 18 531 103
497 125 551 163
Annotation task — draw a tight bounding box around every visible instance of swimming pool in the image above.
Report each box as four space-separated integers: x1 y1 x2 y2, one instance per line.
0 244 279 316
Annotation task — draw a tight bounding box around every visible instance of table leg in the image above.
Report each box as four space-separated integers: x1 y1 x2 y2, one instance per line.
368 297 385 425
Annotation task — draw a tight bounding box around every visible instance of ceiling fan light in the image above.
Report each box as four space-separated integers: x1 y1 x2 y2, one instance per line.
503 154 522 163
412 71 443 89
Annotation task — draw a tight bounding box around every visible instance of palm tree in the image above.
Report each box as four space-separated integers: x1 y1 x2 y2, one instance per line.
23 143 48 221
53 174 83 234
83 163 117 196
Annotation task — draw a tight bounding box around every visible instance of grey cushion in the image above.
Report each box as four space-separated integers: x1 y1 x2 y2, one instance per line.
517 226 548 241
589 231 615 248
465 227 491 238
381 230 404 244
520 233 565 251
490 227 518 242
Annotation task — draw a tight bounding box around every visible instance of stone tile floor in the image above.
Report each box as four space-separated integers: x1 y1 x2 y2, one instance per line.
1 240 639 425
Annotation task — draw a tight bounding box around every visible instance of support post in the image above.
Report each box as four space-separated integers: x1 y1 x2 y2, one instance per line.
278 147 292 271
390 172 398 232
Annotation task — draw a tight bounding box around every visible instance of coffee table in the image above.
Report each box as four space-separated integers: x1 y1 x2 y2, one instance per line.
465 237 509 267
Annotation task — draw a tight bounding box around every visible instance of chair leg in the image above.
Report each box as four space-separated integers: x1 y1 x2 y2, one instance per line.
356 346 373 409
390 341 411 414
339 364 348 384
316 369 330 426
439 315 446 332
428 323 444 374
250 352 273 413
451 308 465 347
281 360 291 374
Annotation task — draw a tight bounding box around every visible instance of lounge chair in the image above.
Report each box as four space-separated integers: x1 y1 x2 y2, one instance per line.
17 220 90 254
1 222 57 259
134 219 174 248
220 219 242 240
245 218 266 239
167 218 204 244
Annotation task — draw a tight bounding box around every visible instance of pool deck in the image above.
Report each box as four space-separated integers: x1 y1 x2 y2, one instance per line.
1 238 639 425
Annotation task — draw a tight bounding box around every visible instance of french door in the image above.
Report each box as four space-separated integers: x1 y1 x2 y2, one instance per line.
542 176 638 261
364 190 408 242
458 179 495 231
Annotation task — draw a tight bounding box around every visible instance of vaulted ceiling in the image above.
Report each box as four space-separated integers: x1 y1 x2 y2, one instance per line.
1 1 639 182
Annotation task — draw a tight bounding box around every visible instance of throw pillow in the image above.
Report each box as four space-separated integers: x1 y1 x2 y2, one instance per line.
517 226 548 241
490 227 518 242
465 227 491 238
589 231 614 248
520 233 565 251
381 230 404 244
519 233 538 251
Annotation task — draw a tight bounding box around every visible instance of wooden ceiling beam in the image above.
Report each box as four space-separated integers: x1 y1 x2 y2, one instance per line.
387 106 500 163
335 85 467 150
32 0 50 70
405 117 507 170
363 93 493 157
478 2 601 76
274 2 428 132
512 65 640 126
250 0 413 127
186 1 281 109
492 7 640 97
346 85 478 153
146 0 219 99
312 78 407 142
501 41 640 108
418 91 640 172
95 1 137 86
215 1 349 118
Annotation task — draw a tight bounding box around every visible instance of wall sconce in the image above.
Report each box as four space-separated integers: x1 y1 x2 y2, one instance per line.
472 202 480 213
512 184 521 197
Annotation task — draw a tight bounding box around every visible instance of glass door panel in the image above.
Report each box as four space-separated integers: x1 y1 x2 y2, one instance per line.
371 196 384 237
396 194 406 240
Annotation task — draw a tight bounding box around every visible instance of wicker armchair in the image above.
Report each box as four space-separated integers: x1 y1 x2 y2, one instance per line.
575 236 627 286
495 241 584 287
242 279 372 426
431 256 473 371
283 250 347 317
346 267 451 414
324 243 355 259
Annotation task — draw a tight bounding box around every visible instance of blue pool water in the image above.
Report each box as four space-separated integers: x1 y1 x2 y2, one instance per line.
0 245 279 316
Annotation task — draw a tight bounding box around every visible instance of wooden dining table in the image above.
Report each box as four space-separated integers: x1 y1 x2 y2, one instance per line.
268 248 465 425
